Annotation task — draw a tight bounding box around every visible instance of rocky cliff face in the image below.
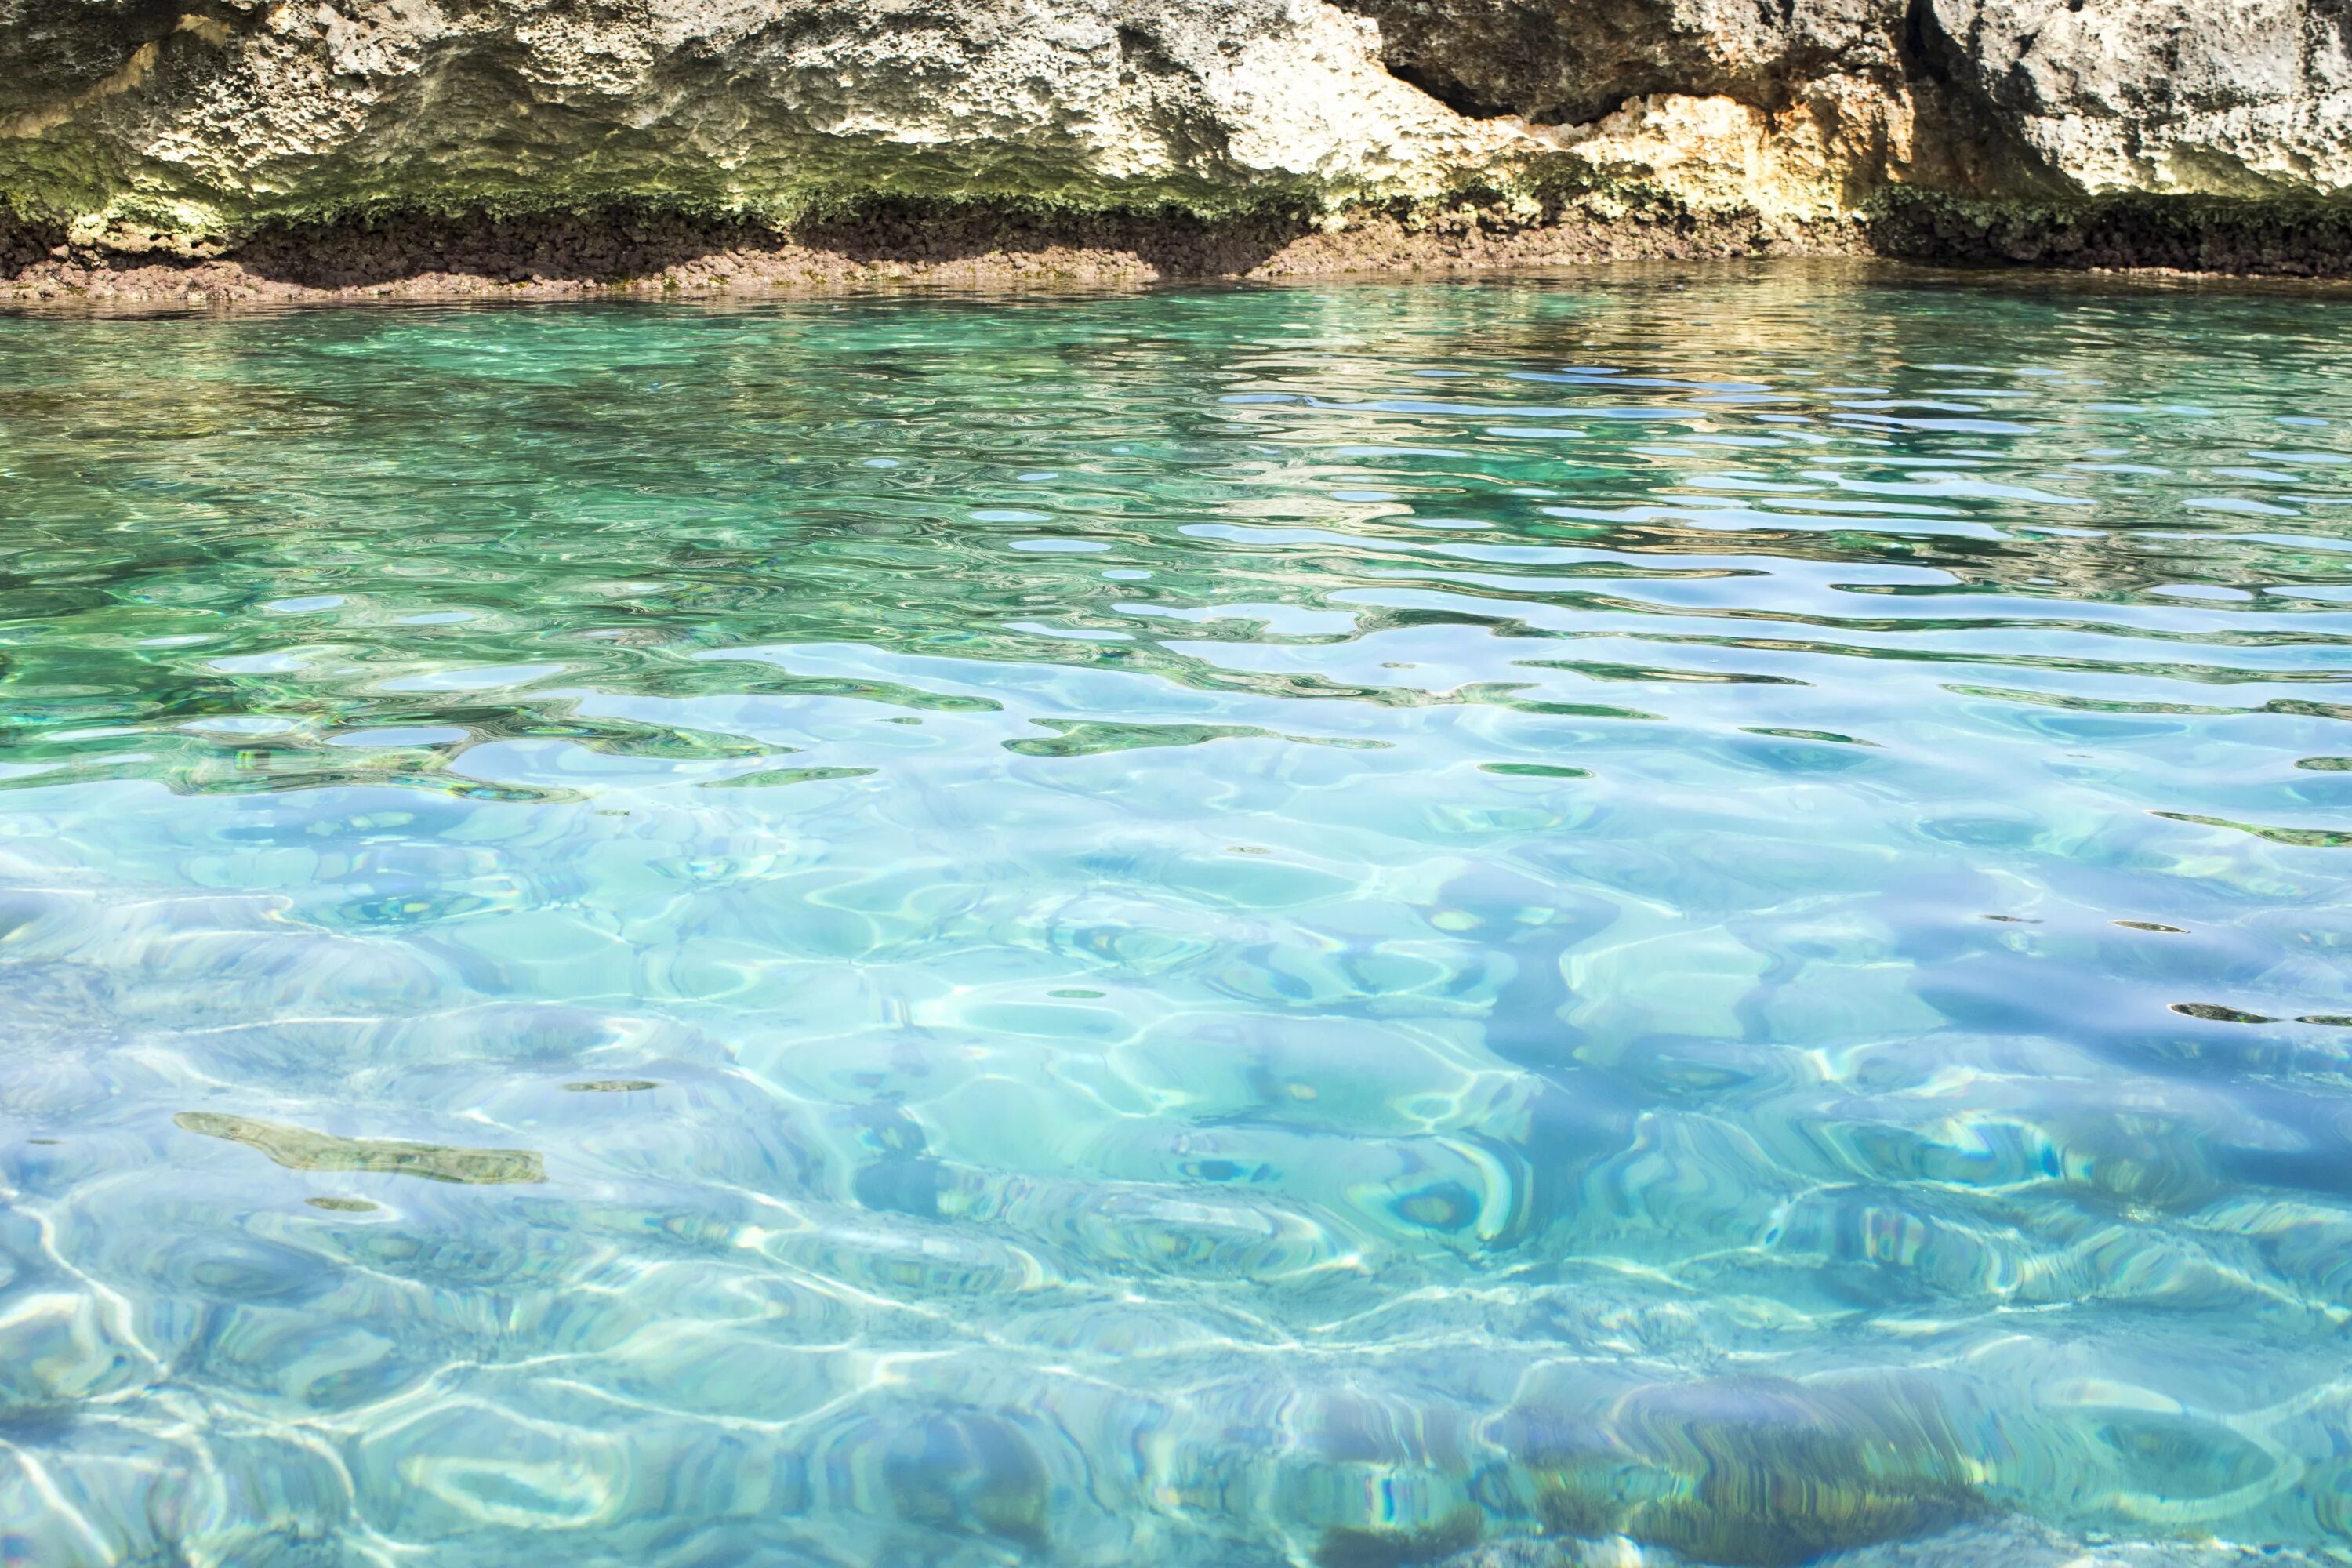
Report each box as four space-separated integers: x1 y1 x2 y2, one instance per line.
1933 0 2352 194
2 0 2349 294
1333 0 2352 208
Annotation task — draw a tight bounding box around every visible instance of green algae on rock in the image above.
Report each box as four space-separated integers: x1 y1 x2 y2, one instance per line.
175 1112 546 1185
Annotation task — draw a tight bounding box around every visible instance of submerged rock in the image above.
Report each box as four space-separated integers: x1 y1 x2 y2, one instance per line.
876 1408 1053 1548
1319 1507 1485 1568
174 1112 545 1185
0 1290 143 1417
1433 1519 2344 1568
1503 1374 1982 1567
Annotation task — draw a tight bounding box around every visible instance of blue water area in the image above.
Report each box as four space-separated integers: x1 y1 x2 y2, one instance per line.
0 263 2348 1568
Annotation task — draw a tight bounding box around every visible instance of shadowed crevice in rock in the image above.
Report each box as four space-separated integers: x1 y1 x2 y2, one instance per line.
0 209 65 272
0 0 206 118
785 201 1314 278
9 187 2352 307
89 203 1312 292
0 196 1871 303
1892 0 2075 199
1869 187 2352 275
1325 0 1915 125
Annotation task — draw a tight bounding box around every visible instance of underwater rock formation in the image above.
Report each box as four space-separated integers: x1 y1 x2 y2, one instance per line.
1 0 2349 292
1499 1374 1984 1567
174 1111 546 1184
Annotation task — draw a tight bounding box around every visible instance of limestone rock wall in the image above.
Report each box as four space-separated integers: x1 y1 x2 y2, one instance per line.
0 0 1540 248
0 0 2348 263
1923 0 2352 197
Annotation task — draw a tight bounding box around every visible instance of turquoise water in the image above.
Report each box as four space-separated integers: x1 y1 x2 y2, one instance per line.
1 264 2349 1568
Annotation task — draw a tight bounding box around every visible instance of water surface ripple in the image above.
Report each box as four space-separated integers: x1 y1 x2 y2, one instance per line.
2 265 2350 1568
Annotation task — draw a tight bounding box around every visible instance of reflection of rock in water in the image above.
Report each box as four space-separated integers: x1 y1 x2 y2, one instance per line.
173 1112 544 1185
1504 1375 1980 1567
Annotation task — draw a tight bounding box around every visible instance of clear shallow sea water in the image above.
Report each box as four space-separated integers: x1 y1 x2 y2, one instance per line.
0 263 2349 1568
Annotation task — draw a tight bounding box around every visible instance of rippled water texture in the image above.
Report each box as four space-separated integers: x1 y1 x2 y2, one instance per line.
2 265 2350 1568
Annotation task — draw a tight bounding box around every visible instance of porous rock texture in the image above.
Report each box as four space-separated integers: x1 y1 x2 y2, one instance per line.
0 0 2349 299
